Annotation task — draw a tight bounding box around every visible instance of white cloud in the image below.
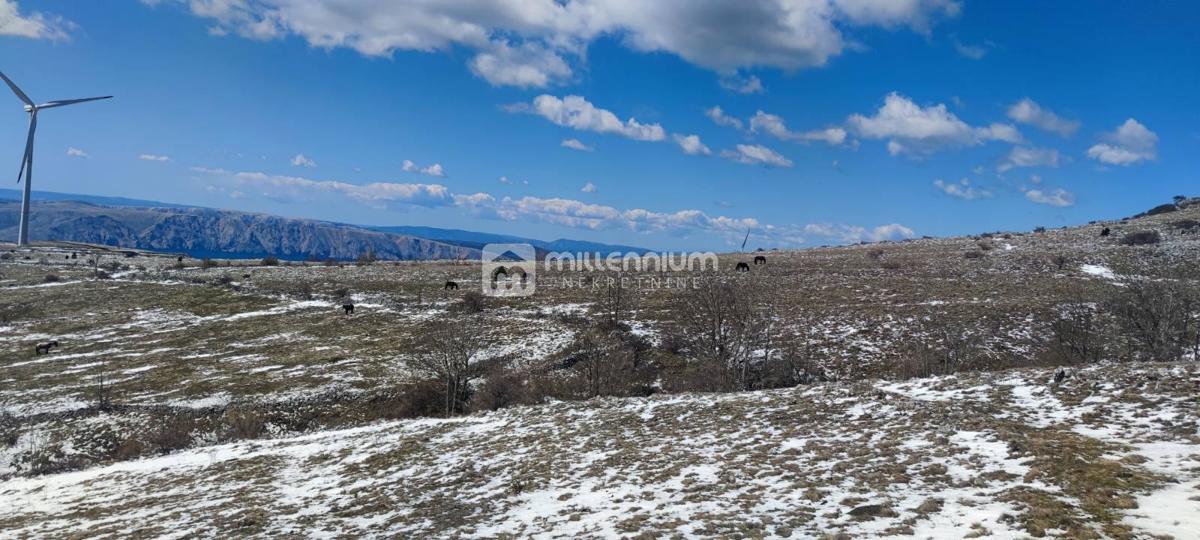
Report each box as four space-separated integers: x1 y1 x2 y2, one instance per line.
848 92 1021 155
469 40 572 87
672 133 711 156
66 147 88 158
580 181 597 193
705 106 745 131
933 178 991 200
290 153 316 168
560 138 594 152
139 154 170 162
720 144 793 168
1025 187 1075 207
1086 118 1158 166
197 166 912 247
952 38 989 60
154 0 958 88
719 74 764 94
402 159 447 177
1006 98 1079 137
0 0 72 40
749 111 848 145
803 222 915 243
525 95 665 142
200 169 455 208
998 146 1060 172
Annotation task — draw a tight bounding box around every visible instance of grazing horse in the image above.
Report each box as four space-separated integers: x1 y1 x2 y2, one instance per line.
342 303 354 315
35 341 59 355
444 280 459 290
1100 227 1111 237
753 255 767 265
735 262 751 272
1053 367 1068 384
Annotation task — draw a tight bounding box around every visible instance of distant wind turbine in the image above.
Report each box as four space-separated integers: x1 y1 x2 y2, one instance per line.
2 71 111 246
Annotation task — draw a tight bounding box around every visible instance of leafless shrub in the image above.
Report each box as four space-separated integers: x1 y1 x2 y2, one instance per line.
411 317 486 417
148 413 196 454
1120 231 1161 246
896 322 984 379
356 250 377 265
1104 276 1198 362
667 277 777 391
223 406 268 440
1048 300 1107 365
592 274 631 330
866 248 885 261
963 250 985 259
201 258 218 269
1052 255 1068 271
454 291 487 313
260 255 280 266
566 329 648 398
880 260 902 271
43 274 60 283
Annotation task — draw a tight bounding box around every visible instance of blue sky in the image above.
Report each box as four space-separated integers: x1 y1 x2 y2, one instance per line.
1 1 1197 251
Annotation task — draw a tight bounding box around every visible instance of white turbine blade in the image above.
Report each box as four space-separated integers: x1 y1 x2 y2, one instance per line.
0 70 34 107
17 113 35 184
36 95 113 109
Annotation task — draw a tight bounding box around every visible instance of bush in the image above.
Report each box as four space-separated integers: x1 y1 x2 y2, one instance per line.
866 248 885 261
43 274 60 283
261 255 280 266
223 407 268 440
201 258 218 269
455 291 487 313
148 413 196 454
1120 230 1161 246
880 260 902 270
963 250 985 259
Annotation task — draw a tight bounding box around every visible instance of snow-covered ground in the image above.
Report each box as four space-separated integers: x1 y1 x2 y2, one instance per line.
2 362 1196 538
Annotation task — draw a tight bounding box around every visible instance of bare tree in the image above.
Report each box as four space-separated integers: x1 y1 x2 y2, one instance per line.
411 317 486 417
572 329 639 398
1048 295 1106 365
592 273 629 329
1105 275 1198 362
670 276 776 391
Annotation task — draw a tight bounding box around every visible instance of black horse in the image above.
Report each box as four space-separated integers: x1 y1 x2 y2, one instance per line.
342 304 354 315
753 255 767 265
444 280 459 290
1100 227 1111 237
735 262 750 272
35 341 59 355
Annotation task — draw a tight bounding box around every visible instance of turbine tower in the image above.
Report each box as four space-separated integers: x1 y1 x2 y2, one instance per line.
1 71 111 246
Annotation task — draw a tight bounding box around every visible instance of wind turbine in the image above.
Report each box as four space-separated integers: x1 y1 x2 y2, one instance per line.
2 71 111 246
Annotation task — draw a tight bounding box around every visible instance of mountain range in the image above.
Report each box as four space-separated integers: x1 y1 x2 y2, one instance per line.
0 189 650 260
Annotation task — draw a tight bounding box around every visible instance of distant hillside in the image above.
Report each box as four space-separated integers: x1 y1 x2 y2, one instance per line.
0 189 651 258
372 225 652 256
0 200 476 261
